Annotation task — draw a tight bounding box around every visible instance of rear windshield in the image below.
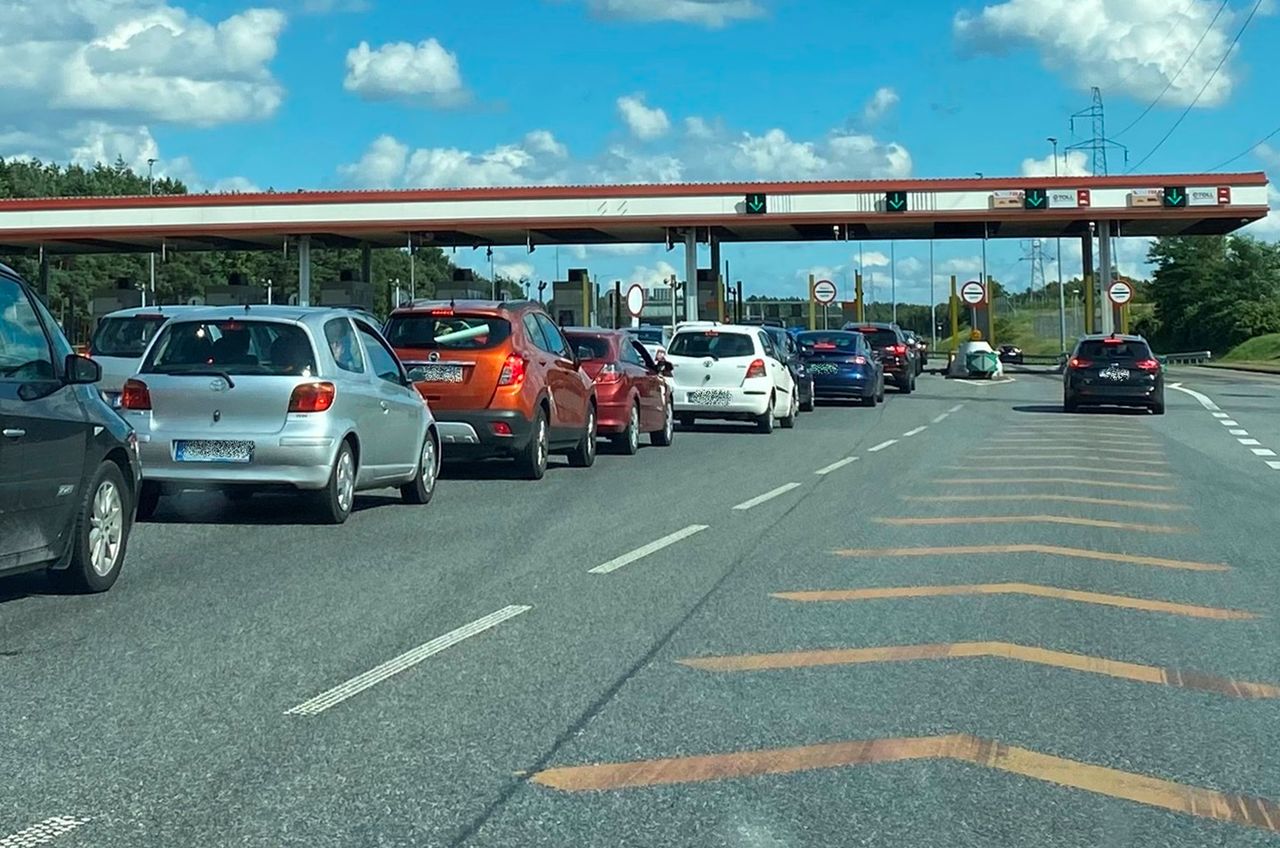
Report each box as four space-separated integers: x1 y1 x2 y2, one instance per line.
142 320 317 377
1077 340 1152 359
91 315 168 358
628 327 664 343
564 334 613 361
667 331 755 359
850 328 899 348
384 313 512 350
796 332 862 352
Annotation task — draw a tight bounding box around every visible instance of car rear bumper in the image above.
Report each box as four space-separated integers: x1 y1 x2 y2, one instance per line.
813 375 875 397
434 408 534 457
597 399 633 433
1067 383 1161 404
136 433 336 489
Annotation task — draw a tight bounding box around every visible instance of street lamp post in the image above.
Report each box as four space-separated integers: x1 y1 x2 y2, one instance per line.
147 158 157 306
1048 137 1066 352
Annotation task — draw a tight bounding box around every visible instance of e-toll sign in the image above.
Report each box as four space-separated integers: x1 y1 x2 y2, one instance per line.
884 191 908 212
744 193 767 214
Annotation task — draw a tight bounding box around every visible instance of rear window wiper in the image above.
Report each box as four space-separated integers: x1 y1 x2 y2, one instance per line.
153 368 236 388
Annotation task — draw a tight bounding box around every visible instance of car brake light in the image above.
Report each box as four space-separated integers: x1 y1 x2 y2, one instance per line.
491 421 513 436
1069 357 1092 369
745 358 767 378
1103 337 1123 344
891 344 907 356
852 355 868 365
595 362 622 384
1136 358 1160 371
121 379 151 410
288 382 336 413
498 354 526 387
814 342 837 350
430 308 453 316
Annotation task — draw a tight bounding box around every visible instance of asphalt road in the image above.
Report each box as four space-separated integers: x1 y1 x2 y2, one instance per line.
3 365 1279 847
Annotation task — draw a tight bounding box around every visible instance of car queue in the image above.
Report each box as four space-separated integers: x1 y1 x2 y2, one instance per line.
1 262 927 596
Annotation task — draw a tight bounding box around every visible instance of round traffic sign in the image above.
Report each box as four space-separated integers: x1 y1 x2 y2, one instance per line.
960 280 986 306
626 284 646 317
812 279 837 305
1107 280 1133 305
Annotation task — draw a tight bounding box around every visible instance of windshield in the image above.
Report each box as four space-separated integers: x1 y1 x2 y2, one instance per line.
1077 340 1153 360
564 334 613 361
142 320 317 376
667 331 754 359
627 327 665 344
384 313 512 350
90 315 168 358
797 331 862 352
850 327 900 348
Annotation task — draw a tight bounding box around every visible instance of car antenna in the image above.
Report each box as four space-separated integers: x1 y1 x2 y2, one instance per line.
449 296 456 309
244 303 251 313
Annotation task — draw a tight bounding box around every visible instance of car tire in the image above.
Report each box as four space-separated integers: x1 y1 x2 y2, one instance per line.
613 401 640 455
400 431 439 504
567 404 597 468
898 374 913 394
799 381 815 412
313 441 356 525
1151 397 1166 416
757 395 776 434
877 378 886 403
860 390 877 407
135 481 161 521
54 461 132 593
650 399 674 447
1063 395 1079 413
780 390 798 429
516 408 549 480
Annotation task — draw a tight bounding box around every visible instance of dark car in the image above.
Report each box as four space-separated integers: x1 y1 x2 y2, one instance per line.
998 344 1024 365
796 330 884 406
562 328 674 454
841 322 918 393
0 264 139 591
763 325 815 412
1063 334 1164 414
903 330 928 373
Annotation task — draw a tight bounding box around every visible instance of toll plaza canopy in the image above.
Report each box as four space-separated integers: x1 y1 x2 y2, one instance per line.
0 172 1268 254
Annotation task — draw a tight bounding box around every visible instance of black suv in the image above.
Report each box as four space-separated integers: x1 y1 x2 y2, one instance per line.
1063 333 1165 415
0 265 139 591
843 322 919 393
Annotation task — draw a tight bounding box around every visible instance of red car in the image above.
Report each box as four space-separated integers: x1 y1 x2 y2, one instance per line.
563 328 674 454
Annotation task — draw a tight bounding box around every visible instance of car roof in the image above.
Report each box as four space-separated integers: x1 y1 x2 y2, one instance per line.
153 305 370 326
98 304 208 319
562 326 621 338
392 299 539 316
672 322 755 335
1078 332 1146 342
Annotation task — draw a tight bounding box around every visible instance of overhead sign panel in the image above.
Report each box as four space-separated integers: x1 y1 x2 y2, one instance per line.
1187 187 1218 207
744 193 767 214
1163 186 1188 208
884 191 908 213
991 190 1022 210
1048 189 1078 209
1023 188 1048 210
1129 189 1162 208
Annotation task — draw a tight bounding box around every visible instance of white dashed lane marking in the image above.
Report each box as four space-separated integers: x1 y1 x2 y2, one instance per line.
868 439 898 453
1252 448 1277 457
1213 412 1230 418
815 457 859 476
285 605 532 715
1239 438 1262 446
1269 461 1280 470
0 817 90 848
932 413 951 424
1171 383 1279 472
1229 429 1249 436
589 525 709 574
1221 420 1240 427
733 483 802 511
902 426 927 437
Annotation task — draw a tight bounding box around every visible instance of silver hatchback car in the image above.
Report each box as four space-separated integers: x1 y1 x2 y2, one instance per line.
122 306 439 524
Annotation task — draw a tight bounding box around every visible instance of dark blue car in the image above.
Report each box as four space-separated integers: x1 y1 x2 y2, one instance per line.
796 330 885 407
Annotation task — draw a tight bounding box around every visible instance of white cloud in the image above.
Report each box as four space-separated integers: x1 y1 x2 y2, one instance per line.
626 260 680 286
494 261 535 280
684 116 714 139
337 134 409 188
896 256 924 277
940 256 983 276
719 129 911 180
862 87 899 122
524 129 569 159
298 0 369 12
798 265 839 283
343 38 467 106
1020 149 1091 176
211 175 261 193
0 1 286 132
591 243 653 255
577 0 764 28
1256 143 1280 171
1241 184 1280 242
858 251 891 268
590 145 685 183
617 94 670 140
955 0 1245 107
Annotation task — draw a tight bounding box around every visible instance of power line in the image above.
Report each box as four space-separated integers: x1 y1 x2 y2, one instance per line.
1128 0 1265 173
1114 0 1229 138
1208 124 1280 171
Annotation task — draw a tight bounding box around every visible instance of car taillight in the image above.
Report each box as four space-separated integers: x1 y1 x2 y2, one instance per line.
121 379 151 410
891 344 907 356
1136 358 1160 371
814 342 837 351
745 358 767 378
288 382 336 413
852 355 868 365
498 354 526 387
1069 357 1092 369
596 363 622 384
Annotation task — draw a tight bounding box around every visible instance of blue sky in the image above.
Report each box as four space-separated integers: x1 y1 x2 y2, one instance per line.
4 0 1278 301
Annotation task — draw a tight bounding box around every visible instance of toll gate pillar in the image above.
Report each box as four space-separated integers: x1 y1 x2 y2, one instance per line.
1097 221 1115 335
298 235 312 307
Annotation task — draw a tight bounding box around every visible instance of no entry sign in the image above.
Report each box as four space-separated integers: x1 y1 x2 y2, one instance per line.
960 280 986 306
812 279 837 305
626 284 646 317
1107 280 1133 306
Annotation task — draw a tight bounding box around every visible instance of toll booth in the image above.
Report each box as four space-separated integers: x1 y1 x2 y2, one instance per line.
315 269 376 312
695 269 722 321
435 268 488 302
551 268 597 326
91 278 143 319
205 272 268 307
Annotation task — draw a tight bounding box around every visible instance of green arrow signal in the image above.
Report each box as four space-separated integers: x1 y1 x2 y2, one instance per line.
885 191 907 212
744 193 767 214
1163 187 1186 207
1025 189 1046 209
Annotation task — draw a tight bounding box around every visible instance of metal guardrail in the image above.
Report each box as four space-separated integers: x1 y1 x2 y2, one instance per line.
1159 351 1213 365
1016 354 1068 367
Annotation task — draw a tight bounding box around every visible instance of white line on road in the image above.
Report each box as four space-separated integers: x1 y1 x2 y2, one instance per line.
1251 448 1277 457
931 413 951 424
815 456 859 476
1268 461 1280 470
1221 420 1240 427
1169 383 1220 411
733 483 802 511
285 605 532 716
868 439 898 453
1239 438 1262 446
948 404 965 413
589 524 709 574
1229 429 1250 436
0 817 90 848
1212 412 1230 418
902 426 927 437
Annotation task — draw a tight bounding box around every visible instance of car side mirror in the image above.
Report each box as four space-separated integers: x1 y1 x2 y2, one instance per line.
65 353 101 385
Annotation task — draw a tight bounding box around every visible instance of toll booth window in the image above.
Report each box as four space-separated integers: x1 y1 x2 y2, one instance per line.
384 314 512 350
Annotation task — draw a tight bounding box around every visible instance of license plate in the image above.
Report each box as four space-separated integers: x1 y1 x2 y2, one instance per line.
174 439 254 463
688 389 732 406
809 363 838 375
411 364 464 383
1101 367 1130 381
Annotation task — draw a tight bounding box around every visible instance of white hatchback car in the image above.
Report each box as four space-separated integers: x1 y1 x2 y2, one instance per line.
88 305 204 407
664 322 798 433
122 306 439 524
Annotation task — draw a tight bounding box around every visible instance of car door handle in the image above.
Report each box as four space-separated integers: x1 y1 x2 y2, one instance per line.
379 401 390 413
2 428 25 439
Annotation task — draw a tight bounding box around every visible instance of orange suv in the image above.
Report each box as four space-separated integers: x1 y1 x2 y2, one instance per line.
384 300 597 479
